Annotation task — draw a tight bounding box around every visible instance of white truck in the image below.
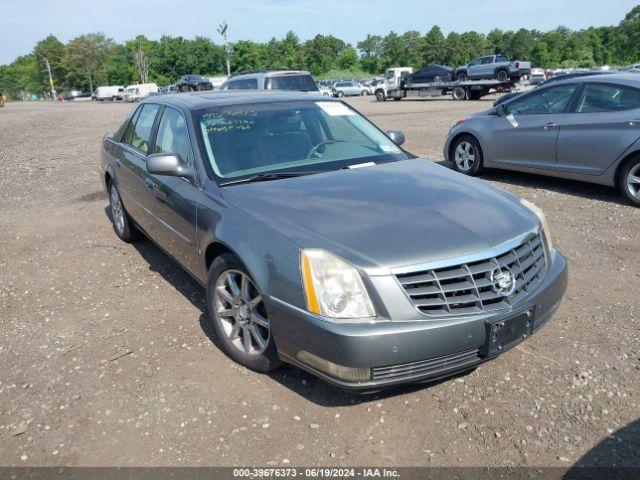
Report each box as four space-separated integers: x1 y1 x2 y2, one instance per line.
123 83 159 102
93 85 124 101
374 67 514 102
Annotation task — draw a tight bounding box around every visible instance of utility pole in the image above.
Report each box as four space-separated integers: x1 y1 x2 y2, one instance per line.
217 21 231 77
44 57 56 100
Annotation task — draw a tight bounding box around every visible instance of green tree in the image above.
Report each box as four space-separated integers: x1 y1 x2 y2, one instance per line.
33 35 66 93
357 34 382 73
420 26 446 65
337 45 358 70
63 33 115 92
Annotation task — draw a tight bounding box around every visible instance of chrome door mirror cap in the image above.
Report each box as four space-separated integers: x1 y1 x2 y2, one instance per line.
386 130 405 146
147 153 194 179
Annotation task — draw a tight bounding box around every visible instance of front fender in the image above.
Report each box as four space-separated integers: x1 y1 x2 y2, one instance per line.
196 182 306 309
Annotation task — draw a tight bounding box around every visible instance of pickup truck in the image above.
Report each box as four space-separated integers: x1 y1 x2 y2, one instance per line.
454 55 531 83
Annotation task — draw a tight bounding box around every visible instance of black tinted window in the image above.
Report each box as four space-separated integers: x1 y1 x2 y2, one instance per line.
496 55 508 62
265 75 318 91
226 78 258 90
508 84 577 115
481 57 494 64
576 84 640 113
122 104 160 153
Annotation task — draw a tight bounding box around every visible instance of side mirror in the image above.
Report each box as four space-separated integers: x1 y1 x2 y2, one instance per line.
386 130 405 146
495 103 508 116
147 153 194 179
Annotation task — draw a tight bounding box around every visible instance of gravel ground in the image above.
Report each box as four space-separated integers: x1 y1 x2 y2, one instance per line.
0 96 638 468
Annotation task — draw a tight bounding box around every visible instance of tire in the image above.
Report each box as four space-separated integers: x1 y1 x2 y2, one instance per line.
619 156 640 206
361 90 367 96
337 91 344 97
206 253 282 372
450 134 483 176
375 90 386 102
108 180 139 242
496 70 509 82
393 97 402 101
457 71 467 82
452 86 467 101
468 90 482 101
434 75 443 83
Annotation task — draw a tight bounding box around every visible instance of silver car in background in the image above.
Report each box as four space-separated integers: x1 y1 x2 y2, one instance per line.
332 81 369 97
444 74 640 205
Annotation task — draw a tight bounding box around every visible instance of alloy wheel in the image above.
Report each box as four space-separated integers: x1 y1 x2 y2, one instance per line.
626 163 640 200
110 184 125 235
214 270 270 357
454 141 476 172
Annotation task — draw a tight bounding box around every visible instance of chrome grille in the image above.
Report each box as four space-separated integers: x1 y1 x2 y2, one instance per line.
396 233 547 316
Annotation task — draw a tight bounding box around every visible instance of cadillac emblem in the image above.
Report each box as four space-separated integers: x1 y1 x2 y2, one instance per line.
490 266 516 297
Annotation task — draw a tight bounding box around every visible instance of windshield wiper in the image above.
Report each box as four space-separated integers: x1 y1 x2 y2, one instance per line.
219 171 324 186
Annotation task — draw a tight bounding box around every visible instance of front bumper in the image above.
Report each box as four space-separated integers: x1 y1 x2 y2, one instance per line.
267 250 567 391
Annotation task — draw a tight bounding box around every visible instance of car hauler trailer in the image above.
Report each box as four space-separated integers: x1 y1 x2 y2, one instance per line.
375 67 515 101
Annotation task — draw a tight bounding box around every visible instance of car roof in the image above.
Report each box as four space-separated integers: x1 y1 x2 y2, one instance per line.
141 90 334 110
545 72 640 88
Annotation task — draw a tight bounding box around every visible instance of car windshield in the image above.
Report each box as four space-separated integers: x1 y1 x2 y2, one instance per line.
264 75 319 92
195 100 407 180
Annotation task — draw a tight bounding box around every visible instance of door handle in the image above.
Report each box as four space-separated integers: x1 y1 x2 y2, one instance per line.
144 178 155 190
542 122 559 130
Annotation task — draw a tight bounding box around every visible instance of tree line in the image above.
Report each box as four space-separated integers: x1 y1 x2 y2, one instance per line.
1 5 638 100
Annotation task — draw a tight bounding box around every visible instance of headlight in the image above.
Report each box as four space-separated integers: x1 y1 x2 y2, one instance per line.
301 249 375 319
520 199 553 252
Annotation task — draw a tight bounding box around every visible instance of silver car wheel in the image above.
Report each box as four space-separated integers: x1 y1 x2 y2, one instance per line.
214 270 269 357
110 184 125 235
454 141 476 172
626 163 640 199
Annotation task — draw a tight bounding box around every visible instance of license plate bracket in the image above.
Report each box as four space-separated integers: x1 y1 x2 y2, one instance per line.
482 308 535 358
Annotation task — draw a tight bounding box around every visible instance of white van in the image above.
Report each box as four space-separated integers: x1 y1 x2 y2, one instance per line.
94 85 124 101
123 83 159 102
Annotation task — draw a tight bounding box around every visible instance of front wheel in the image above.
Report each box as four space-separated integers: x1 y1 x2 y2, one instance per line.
337 91 344 97
375 90 386 102
619 157 640 206
457 72 467 82
206 254 282 372
451 135 483 176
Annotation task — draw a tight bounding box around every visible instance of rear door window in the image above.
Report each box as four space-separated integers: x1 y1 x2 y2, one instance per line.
265 75 318 91
122 104 160 154
575 84 640 113
225 79 258 90
481 56 494 65
496 55 508 62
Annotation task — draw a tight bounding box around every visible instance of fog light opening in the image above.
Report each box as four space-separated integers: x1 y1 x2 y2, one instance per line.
297 351 371 382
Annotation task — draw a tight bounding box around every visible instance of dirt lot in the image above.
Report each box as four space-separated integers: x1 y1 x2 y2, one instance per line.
0 96 638 468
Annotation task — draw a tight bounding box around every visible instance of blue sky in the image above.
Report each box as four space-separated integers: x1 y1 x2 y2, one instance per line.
1 0 637 64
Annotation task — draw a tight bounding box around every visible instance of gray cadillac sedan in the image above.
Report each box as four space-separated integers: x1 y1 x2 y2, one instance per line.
444 73 640 205
100 91 567 390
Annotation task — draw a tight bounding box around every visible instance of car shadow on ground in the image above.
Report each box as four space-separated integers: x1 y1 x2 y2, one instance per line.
435 161 628 206
563 418 640 478
104 208 467 406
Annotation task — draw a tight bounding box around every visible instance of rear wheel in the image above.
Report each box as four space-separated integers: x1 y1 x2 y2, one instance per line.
496 70 509 82
108 180 139 242
337 90 344 97
206 254 282 372
457 71 467 82
619 157 640 206
452 86 467 101
451 135 483 176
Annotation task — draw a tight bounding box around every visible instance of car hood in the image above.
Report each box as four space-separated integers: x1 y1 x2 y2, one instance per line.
220 159 539 273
